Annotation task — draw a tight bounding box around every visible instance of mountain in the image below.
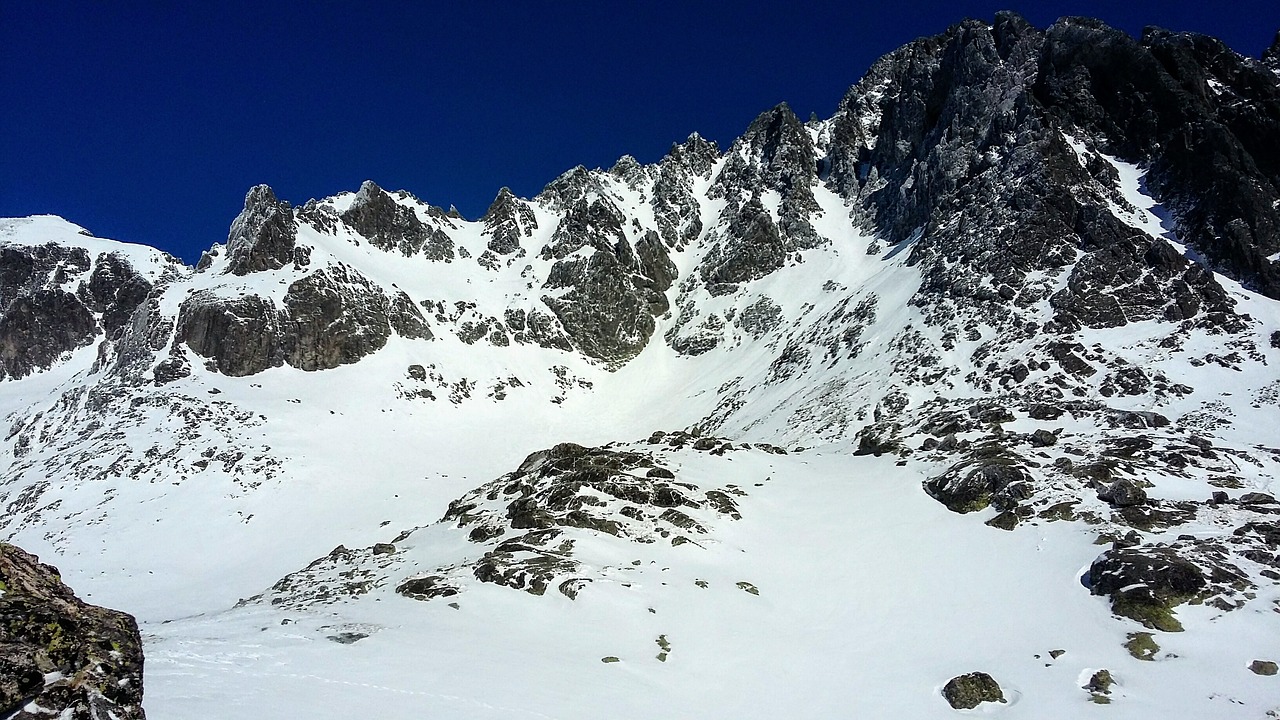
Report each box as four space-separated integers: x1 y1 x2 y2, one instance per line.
2 12 1280 719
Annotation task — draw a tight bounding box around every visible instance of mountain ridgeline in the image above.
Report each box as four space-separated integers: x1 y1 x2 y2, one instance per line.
2 14 1280 720
1 15 1275 384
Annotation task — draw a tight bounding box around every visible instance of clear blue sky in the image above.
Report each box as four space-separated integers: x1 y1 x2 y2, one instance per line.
2 2 1276 263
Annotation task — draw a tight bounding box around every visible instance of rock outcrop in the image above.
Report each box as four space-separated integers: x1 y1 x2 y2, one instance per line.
340 181 455 261
225 185 298 275
481 187 537 256
941 672 1005 709
539 188 677 365
0 242 166 381
0 543 146 719
174 264 432 375
827 11 1280 323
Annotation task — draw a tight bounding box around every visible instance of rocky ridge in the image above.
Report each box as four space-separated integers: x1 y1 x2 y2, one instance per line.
0 13 1278 718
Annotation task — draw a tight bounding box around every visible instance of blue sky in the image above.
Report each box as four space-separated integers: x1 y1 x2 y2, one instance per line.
2 2 1276 262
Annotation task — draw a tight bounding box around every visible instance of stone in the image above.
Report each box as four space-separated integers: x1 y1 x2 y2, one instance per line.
1084 669 1114 694
925 459 1031 513
174 291 282 376
395 576 460 601
281 265 395 371
225 184 297 275
941 672 1005 709
1249 660 1278 676
0 289 98 379
341 181 453 260
1087 547 1205 631
1098 478 1148 507
1029 429 1057 447
0 543 146 719
482 187 537 255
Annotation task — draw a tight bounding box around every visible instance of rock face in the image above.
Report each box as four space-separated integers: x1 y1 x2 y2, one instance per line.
174 291 282 376
225 185 298 275
0 543 145 719
174 264 432 375
481 187 537 255
0 241 165 381
827 12 1280 317
281 265 427 371
340 181 454 261
539 187 677 365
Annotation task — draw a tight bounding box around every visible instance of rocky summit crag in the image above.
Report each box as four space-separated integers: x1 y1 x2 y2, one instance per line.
1 13 1279 720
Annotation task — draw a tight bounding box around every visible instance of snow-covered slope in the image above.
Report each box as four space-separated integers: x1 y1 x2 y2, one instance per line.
2 12 1280 720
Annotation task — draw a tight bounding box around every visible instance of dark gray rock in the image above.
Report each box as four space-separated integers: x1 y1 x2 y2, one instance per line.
701 197 791 287
0 543 146 719
0 243 151 380
396 576 459 600
482 187 537 255
712 103 821 249
1087 546 1206 631
0 289 98 380
281 265 394 372
941 672 1005 709
634 231 677 296
820 10 1269 369
80 253 153 339
1029 429 1058 447
1250 659 1278 676
387 291 432 340
175 290 282 376
543 251 657 364
1098 478 1149 507
652 134 718 250
734 296 783 338
341 181 454 261
225 185 297 275
925 458 1031 513
1240 492 1277 506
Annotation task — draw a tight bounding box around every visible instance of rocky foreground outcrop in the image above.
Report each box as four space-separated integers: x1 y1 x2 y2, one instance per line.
0 543 145 719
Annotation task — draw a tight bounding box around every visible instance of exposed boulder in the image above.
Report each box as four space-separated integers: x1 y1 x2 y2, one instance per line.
925 457 1032 513
0 543 146 719
1087 546 1206 631
941 672 1005 709
1098 478 1149 507
1250 660 1278 676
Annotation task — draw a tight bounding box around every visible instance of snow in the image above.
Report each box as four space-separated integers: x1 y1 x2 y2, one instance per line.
141 450 1280 719
2 146 1280 719
0 215 182 282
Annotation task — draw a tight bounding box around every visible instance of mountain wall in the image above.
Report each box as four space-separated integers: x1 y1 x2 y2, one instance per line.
0 13 1279 720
